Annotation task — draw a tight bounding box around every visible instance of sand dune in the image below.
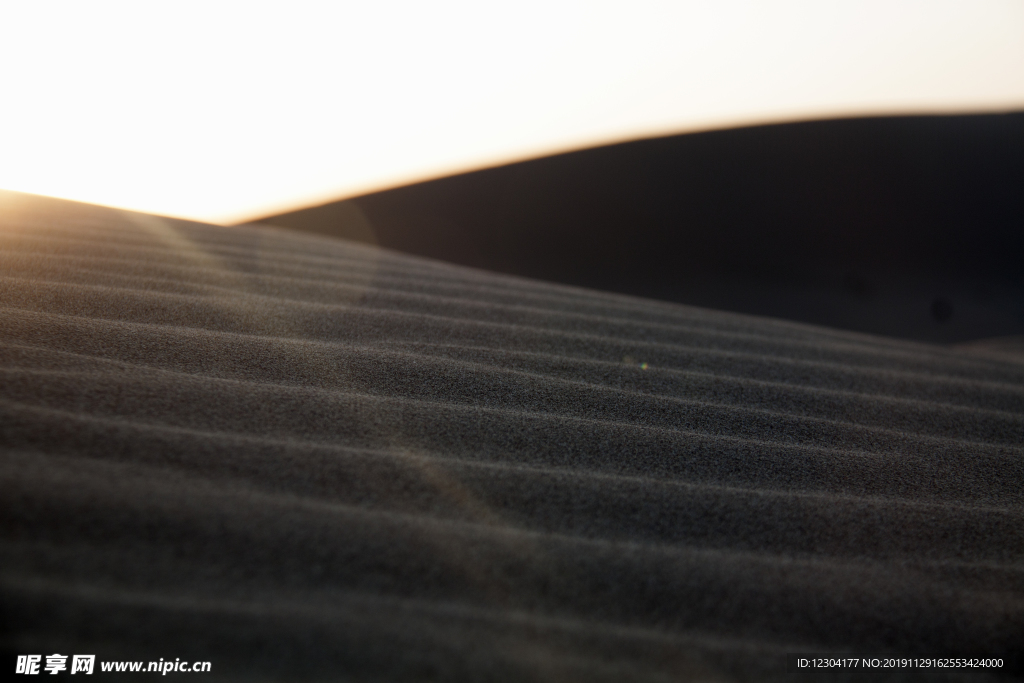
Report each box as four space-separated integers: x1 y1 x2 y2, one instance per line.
1 191 1022 680
259 114 1024 345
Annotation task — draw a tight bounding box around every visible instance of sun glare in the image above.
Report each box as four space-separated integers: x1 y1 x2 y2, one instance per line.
0 0 1022 224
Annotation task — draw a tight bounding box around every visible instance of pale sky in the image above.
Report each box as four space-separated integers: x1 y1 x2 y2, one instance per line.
1 0 1022 225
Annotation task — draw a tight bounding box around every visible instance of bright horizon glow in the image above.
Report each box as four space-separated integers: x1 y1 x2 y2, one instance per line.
1 1 1022 225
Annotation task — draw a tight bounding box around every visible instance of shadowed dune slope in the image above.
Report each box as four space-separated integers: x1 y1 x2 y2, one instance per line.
259 114 1024 345
1 191 1023 681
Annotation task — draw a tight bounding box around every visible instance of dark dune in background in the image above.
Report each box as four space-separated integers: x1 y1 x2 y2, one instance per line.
2 191 1023 680
259 113 1024 344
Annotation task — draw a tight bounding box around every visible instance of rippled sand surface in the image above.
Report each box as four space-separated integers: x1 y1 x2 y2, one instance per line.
2 192 1022 680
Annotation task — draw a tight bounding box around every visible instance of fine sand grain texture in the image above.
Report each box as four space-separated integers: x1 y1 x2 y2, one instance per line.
1 190 1022 681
